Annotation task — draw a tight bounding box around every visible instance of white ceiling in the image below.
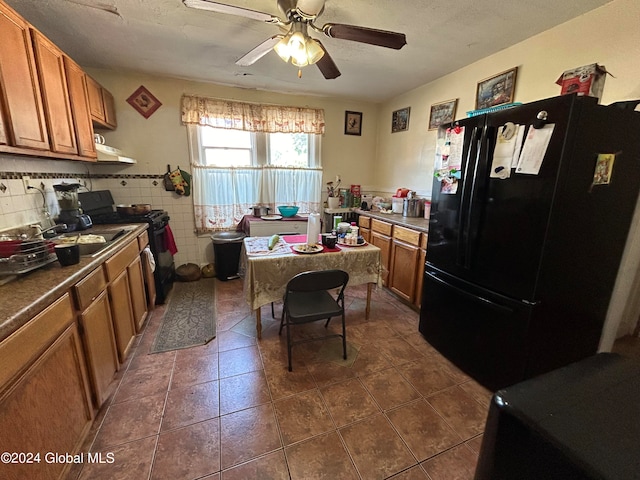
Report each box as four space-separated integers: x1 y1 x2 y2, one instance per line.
6 0 612 103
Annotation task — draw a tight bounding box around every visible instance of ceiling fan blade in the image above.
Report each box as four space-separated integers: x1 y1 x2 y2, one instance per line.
322 23 407 50
236 35 282 66
183 0 281 24
315 41 341 79
296 0 325 17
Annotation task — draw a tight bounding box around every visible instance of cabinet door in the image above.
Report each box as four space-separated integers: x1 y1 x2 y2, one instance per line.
389 240 420 302
102 87 117 128
108 269 136 363
0 3 49 150
79 290 119 407
0 106 7 145
86 74 105 123
128 255 148 332
0 295 93 480
30 29 77 155
63 56 96 159
371 231 392 285
360 227 371 243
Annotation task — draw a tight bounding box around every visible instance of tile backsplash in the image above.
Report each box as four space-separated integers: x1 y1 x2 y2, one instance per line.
0 155 208 267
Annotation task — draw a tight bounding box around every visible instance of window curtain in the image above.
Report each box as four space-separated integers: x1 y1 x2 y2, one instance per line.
181 95 325 134
183 96 324 233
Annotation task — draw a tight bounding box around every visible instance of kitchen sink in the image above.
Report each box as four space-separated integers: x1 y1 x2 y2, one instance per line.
51 229 128 256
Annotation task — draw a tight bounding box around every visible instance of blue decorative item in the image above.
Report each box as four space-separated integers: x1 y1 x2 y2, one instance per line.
277 206 299 217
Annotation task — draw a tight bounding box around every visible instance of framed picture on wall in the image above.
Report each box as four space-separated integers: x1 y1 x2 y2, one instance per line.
475 67 518 110
428 99 458 130
344 111 362 136
392 107 411 133
126 85 162 119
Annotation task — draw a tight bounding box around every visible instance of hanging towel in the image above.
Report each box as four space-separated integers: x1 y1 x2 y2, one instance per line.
143 246 155 272
163 224 178 255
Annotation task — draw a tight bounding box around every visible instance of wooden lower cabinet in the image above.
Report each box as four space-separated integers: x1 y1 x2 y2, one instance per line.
370 218 393 285
389 225 422 303
127 255 148 332
108 269 136 363
0 294 93 480
74 266 119 407
358 215 371 243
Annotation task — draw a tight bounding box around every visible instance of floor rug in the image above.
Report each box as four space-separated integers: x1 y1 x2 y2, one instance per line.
151 278 216 353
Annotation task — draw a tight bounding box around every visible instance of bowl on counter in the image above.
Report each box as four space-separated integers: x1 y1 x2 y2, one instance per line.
277 205 299 217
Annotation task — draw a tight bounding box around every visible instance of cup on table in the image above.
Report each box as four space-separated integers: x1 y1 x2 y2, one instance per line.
55 244 80 266
322 234 337 248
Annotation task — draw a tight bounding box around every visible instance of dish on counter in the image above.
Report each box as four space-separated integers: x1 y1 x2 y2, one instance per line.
261 214 283 220
291 244 323 254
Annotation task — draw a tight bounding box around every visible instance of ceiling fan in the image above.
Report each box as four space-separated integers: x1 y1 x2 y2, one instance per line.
182 0 407 79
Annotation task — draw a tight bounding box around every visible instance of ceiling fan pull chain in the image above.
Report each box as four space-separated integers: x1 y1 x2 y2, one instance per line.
298 69 302 79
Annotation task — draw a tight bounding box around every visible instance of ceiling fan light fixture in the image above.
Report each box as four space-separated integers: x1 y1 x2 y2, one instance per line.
274 34 292 62
305 38 325 64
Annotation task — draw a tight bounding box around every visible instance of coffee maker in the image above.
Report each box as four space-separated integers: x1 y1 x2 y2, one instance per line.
54 183 92 231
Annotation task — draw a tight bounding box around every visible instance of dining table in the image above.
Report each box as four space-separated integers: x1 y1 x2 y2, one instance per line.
241 234 382 339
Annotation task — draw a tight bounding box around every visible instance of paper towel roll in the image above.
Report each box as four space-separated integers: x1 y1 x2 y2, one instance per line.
306 212 321 245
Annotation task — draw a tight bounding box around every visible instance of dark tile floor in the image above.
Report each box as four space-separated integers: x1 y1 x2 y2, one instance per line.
66 279 639 480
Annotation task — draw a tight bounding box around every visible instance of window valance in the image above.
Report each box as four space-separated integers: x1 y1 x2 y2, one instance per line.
181 95 325 134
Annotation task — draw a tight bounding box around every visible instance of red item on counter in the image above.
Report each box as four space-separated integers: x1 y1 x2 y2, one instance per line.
396 188 410 197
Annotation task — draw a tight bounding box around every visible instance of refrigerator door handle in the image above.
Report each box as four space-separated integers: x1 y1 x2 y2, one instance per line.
461 126 483 269
457 126 480 267
426 270 514 315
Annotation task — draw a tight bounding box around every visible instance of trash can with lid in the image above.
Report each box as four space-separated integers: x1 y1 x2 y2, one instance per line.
211 232 246 281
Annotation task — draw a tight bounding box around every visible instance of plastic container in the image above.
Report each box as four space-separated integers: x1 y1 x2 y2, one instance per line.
211 231 246 281
424 200 431 219
392 196 404 214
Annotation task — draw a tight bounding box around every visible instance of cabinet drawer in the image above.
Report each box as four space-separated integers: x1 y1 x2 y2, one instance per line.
358 216 371 229
420 233 428 250
0 293 74 389
371 218 392 236
137 230 149 250
104 239 138 281
74 267 107 311
249 220 306 237
393 225 421 246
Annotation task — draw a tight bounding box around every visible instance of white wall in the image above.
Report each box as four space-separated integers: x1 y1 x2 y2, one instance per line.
375 0 640 196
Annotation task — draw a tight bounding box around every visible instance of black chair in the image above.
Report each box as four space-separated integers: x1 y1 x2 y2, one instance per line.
279 269 349 371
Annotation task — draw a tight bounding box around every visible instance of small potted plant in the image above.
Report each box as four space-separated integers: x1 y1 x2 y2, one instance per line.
326 180 341 208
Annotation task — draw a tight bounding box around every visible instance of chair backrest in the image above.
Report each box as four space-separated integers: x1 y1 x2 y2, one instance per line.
286 269 349 294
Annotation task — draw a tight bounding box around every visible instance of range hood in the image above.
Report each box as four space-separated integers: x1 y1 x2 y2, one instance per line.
95 144 136 164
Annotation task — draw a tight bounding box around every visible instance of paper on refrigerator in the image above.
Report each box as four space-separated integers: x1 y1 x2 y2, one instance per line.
516 124 555 175
490 124 523 179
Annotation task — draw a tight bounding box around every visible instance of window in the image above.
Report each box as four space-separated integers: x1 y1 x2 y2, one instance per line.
199 127 318 168
188 125 323 232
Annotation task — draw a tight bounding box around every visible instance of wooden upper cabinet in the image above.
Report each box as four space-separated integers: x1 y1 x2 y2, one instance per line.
86 75 105 121
102 88 117 128
86 74 116 129
64 56 97 159
30 29 78 155
0 3 49 150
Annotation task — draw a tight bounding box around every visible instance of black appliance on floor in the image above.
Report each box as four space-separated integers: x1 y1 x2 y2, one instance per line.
475 353 640 480
79 190 175 304
419 94 640 390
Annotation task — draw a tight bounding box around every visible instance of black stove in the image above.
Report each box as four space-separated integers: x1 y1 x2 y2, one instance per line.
89 209 170 228
79 190 175 304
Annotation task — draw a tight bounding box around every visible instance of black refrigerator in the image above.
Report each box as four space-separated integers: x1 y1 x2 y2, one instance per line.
419 94 640 390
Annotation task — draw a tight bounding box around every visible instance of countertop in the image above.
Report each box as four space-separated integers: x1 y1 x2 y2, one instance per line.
355 209 429 233
0 223 148 343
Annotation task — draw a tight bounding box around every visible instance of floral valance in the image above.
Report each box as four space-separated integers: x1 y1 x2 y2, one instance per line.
181 95 325 134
